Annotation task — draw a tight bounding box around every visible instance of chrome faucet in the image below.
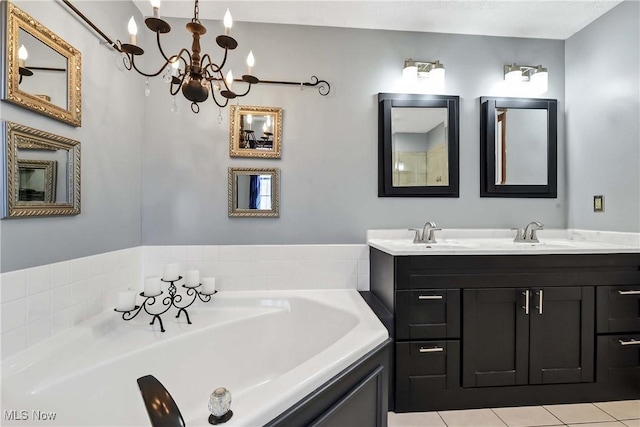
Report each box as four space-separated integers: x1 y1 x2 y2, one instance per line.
410 221 442 244
513 221 544 243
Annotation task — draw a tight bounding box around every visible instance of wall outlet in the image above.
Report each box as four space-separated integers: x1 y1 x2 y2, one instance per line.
593 195 604 212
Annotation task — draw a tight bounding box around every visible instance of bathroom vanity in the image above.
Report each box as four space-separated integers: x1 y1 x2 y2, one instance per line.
368 232 640 412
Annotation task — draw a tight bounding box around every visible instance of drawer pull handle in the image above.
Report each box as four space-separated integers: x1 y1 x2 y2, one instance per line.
618 290 640 295
418 295 443 300
619 339 640 346
419 346 444 353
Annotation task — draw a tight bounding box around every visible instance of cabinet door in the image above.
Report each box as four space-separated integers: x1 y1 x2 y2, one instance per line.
462 288 529 387
529 286 594 384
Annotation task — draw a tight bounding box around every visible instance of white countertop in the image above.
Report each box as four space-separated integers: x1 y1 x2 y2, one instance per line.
367 229 640 256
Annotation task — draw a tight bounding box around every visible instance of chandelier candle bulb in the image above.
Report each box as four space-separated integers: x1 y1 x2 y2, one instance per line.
18 44 27 68
202 277 216 294
128 16 138 45
247 51 255 75
223 9 232 35
116 290 136 312
171 59 179 76
150 0 161 18
226 70 233 89
185 270 200 288
163 263 180 281
144 276 162 296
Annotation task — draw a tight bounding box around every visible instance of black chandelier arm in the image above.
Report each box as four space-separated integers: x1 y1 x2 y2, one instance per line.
201 48 229 75
234 82 253 97
128 54 173 78
209 90 230 108
154 31 173 63
170 73 187 96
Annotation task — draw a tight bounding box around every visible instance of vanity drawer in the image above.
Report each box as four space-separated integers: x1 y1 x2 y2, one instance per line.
597 285 640 333
395 340 460 412
597 334 640 389
396 289 460 340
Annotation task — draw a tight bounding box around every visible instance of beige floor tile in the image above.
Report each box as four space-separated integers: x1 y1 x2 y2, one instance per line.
438 408 507 427
388 411 446 427
622 419 640 427
595 401 640 420
492 405 563 427
544 403 616 424
566 422 627 427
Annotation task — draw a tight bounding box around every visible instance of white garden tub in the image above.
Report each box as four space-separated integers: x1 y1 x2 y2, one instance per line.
1 290 388 426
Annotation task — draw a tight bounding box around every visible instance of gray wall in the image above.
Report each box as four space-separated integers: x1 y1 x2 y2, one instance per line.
566 0 640 232
142 19 566 245
0 0 144 272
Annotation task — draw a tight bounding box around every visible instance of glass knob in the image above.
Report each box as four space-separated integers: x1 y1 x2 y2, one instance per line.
208 387 231 417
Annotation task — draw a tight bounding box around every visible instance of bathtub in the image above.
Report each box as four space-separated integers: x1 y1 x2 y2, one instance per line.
1 290 388 426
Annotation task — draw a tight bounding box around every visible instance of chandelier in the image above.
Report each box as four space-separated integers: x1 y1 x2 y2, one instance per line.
119 0 258 113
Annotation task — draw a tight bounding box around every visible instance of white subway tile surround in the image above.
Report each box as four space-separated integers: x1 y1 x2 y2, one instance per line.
0 244 370 359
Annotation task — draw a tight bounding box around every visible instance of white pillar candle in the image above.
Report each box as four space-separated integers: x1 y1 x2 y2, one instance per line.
163 263 179 281
116 291 136 311
185 270 200 288
144 276 162 296
201 277 216 294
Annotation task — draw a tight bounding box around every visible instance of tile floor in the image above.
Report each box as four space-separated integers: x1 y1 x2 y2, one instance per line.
388 400 640 427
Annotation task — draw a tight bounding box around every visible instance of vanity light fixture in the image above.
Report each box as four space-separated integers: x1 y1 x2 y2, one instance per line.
402 58 446 87
504 63 549 94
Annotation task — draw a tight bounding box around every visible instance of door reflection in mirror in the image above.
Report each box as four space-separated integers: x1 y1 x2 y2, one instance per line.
236 174 272 210
495 108 548 186
391 107 448 187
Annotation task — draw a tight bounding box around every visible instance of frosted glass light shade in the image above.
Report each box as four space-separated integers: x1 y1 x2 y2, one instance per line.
403 65 417 81
505 68 523 83
531 69 548 94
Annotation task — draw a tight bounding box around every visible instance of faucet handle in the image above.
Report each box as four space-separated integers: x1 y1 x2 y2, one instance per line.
511 227 525 242
409 228 423 243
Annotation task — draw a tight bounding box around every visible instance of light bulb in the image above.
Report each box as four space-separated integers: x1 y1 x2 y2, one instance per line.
266 116 271 127
531 67 548 94
402 59 417 81
429 63 445 92
171 59 179 76
128 16 138 45
246 51 255 75
225 70 233 89
246 114 252 124
224 9 232 35
505 65 523 83
150 0 160 17
263 123 268 132
18 45 28 61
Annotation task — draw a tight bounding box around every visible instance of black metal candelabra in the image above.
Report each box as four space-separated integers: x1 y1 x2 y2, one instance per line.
114 276 217 332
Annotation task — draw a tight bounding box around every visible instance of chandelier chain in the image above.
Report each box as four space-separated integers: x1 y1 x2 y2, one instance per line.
192 0 200 24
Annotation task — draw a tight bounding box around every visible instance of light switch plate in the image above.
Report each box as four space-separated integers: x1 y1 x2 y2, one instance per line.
594 195 604 212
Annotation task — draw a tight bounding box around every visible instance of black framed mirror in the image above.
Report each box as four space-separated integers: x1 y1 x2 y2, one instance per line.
378 93 459 197
480 97 557 198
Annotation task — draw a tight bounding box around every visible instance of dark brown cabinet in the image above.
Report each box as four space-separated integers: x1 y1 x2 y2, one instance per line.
463 287 594 388
369 249 640 412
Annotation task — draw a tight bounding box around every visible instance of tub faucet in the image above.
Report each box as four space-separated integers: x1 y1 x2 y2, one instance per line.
513 221 544 243
410 221 442 244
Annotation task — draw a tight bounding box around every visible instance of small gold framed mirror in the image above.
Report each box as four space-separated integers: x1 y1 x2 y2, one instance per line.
229 105 282 158
3 121 81 217
228 167 279 217
2 2 82 127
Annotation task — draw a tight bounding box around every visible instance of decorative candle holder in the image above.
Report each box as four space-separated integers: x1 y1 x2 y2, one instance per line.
114 276 217 332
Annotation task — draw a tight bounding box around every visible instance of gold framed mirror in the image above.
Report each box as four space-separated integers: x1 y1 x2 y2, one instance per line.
3 121 81 217
229 105 282 158
228 167 279 217
2 2 82 127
